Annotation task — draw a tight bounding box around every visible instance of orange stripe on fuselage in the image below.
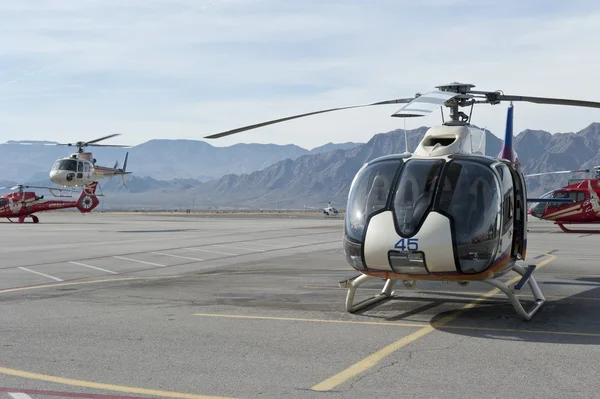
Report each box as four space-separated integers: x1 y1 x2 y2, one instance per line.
358 248 512 281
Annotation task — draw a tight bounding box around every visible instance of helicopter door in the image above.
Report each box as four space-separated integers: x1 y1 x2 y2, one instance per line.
495 163 519 260
509 166 527 260
83 162 91 179
77 161 84 179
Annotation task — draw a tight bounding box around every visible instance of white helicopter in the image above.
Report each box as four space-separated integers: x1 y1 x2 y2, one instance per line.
323 202 339 216
305 202 340 216
205 82 600 320
48 134 131 196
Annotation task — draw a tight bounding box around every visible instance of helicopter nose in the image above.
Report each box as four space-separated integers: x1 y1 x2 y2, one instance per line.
49 170 66 185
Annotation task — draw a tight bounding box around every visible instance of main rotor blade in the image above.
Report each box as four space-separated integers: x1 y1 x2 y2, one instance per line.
88 143 130 148
85 133 121 145
391 90 461 118
525 169 590 177
496 95 600 109
204 98 414 139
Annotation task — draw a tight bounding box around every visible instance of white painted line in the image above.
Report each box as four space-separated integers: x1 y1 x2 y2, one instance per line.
183 247 239 256
250 242 288 248
69 261 118 275
151 252 204 261
9 393 33 399
17 267 63 282
113 256 165 267
209 244 265 252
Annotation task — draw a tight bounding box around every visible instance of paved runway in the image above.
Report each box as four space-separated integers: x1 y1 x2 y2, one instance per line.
1 212 599 399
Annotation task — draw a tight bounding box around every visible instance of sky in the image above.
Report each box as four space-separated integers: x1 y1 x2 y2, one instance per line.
1 0 600 150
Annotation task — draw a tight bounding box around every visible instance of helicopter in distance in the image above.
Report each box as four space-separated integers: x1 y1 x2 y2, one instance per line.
204 82 600 320
323 202 339 216
303 201 340 216
46 134 131 195
0 182 99 223
527 166 600 233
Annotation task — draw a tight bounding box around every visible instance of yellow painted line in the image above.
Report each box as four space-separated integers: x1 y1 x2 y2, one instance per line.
311 254 557 391
193 312 600 338
0 366 237 399
302 286 600 301
0 276 181 294
194 313 428 328
439 324 600 337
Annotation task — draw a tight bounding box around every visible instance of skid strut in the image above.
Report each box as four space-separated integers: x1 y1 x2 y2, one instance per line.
339 274 397 313
483 263 546 321
340 263 546 320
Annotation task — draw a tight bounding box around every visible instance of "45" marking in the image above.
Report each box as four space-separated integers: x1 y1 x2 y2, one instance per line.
394 238 419 251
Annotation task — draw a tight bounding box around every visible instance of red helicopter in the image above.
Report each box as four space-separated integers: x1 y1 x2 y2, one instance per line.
0 182 99 223
527 167 600 233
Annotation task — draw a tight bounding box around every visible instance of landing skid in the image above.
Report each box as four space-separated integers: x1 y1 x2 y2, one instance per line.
556 223 600 234
49 186 75 198
7 215 39 223
49 183 104 198
339 263 546 321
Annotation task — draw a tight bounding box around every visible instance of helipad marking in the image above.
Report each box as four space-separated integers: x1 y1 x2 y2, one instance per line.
0 366 237 399
301 286 600 301
311 254 557 391
208 244 264 252
193 313 427 328
193 310 600 337
17 267 63 282
151 252 204 262
69 261 118 275
113 256 165 267
0 276 180 295
183 248 238 256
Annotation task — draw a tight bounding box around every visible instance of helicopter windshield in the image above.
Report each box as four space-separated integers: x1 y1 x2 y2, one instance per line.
392 159 444 236
345 159 402 242
437 159 501 273
52 159 78 172
529 190 553 218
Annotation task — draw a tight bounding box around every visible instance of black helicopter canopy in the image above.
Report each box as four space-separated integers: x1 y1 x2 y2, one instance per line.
346 155 508 274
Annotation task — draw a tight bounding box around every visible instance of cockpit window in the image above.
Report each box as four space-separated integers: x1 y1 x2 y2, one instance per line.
52 159 77 172
437 160 501 274
345 160 402 242
529 191 552 217
392 159 444 236
0 199 6 207
549 191 569 208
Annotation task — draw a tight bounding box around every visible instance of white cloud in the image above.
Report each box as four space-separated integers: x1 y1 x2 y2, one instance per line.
0 0 599 149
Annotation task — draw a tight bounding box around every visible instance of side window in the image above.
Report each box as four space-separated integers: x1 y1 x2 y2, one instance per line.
0 199 6 207
77 162 83 172
550 191 569 208
495 164 514 235
437 160 501 274
84 163 90 172
345 160 402 242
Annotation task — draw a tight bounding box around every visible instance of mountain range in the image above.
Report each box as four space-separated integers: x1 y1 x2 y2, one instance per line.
2 122 600 210
0 139 363 182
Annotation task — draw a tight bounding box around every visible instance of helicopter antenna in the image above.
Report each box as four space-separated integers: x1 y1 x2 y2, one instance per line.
480 126 487 153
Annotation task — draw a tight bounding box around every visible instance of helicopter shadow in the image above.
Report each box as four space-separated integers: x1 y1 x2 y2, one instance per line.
426 279 600 345
352 278 600 345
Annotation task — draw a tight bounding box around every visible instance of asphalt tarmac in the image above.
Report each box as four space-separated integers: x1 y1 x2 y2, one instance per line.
1 212 599 399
